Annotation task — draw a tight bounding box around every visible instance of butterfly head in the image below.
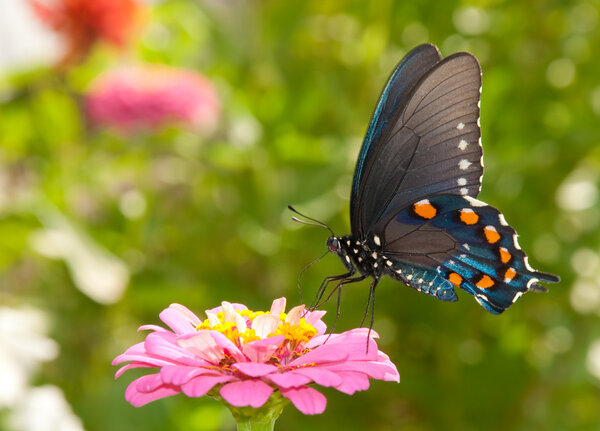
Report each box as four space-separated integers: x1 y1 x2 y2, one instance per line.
326 236 341 253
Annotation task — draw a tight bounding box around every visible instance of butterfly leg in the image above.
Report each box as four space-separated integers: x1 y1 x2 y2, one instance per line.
320 273 369 344
358 278 380 352
310 270 355 310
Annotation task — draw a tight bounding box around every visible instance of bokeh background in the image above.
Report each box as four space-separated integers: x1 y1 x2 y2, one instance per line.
1 0 599 430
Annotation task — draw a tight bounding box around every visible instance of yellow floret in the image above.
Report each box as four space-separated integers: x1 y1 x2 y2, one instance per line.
274 319 317 343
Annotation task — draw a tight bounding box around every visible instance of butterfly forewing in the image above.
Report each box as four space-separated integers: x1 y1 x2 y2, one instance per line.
351 44 442 214
352 52 483 238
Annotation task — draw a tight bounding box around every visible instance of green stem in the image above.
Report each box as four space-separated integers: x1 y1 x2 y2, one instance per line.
236 417 278 431
210 389 289 431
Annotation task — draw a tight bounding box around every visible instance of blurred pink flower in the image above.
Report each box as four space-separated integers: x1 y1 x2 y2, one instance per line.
113 298 399 415
85 65 221 133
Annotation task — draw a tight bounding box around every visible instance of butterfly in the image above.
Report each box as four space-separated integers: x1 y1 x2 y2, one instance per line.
296 43 559 315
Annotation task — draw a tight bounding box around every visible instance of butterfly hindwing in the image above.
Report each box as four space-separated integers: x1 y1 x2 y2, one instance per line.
376 195 559 313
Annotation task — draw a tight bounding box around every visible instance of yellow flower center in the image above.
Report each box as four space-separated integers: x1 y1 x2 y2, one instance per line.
195 307 317 347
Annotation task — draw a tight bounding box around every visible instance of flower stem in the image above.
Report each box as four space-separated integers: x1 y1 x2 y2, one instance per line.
236 417 278 431
214 390 289 431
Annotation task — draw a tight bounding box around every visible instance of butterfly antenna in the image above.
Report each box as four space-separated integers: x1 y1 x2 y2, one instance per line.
288 205 335 237
296 249 329 304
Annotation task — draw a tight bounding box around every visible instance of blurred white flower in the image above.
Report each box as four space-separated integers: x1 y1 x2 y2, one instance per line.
0 307 58 408
8 385 85 431
30 209 129 305
586 339 600 381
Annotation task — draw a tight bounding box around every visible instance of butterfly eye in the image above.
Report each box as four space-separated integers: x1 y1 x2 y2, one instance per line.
327 237 340 252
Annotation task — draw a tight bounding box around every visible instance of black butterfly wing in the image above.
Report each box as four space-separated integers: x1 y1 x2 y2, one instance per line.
377 195 560 313
351 44 442 214
352 51 483 239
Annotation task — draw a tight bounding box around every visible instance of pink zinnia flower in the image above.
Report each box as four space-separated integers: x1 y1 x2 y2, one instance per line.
85 65 221 133
113 298 399 415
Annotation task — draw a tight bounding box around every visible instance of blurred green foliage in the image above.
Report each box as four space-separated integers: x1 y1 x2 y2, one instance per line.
1 0 599 430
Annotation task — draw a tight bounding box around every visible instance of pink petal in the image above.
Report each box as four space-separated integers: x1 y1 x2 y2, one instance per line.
290 367 343 387
233 362 278 377
208 331 246 362
285 305 305 325
332 371 370 395
252 314 280 339
266 372 312 388
125 376 180 407
176 332 223 363
281 387 326 415
205 303 248 315
176 331 245 363
219 380 274 408
321 359 399 382
135 374 165 393
304 310 327 335
168 303 203 326
159 306 197 335
287 343 349 367
305 331 378 360
115 362 156 378
138 324 169 332
221 302 237 324
181 375 235 397
270 297 287 315
242 335 285 363
160 365 222 385
145 332 205 366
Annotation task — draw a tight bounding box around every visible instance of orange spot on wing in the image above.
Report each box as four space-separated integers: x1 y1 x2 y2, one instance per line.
483 226 501 244
476 275 495 289
459 208 479 225
499 247 511 264
504 267 516 282
448 272 462 286
414 200 437 219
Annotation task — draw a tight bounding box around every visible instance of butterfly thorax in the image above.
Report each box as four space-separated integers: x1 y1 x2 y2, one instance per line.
329 234 386 280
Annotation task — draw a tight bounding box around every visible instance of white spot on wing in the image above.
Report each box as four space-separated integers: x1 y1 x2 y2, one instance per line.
464 196 487 207
498 213 508 226
524 256 535 272
474 294 487 307
457 122 465 130
527 278 540 290
407 274 413 280
458 139 468 151
512 291 524 303
373 235 381 246
463 243 471 251
371 252 378 259
460 187 469 195
345 255 350 263
513 234 522 250
415 198 431 206
459 159 472 170
457 177 467 186
386 260 392 267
